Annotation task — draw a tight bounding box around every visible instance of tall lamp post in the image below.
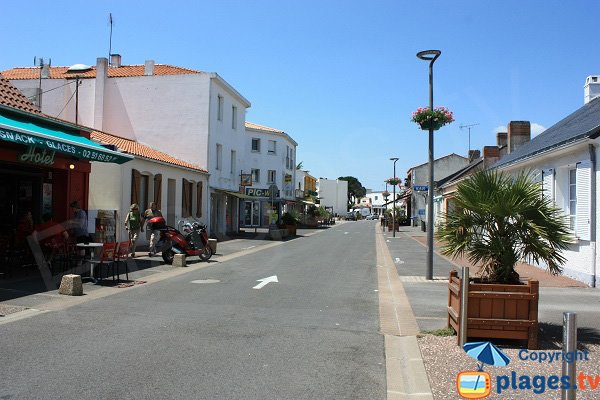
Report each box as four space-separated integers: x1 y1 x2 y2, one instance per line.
390 157 399 237
417 49 441 281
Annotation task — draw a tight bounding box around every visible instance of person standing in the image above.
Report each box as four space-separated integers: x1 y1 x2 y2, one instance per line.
124 203 143 257
143 202 163 257
69 201 91 243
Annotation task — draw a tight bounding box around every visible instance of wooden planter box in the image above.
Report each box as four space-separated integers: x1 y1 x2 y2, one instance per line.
284 225 297 236
387 224 399 232
447 270 539 349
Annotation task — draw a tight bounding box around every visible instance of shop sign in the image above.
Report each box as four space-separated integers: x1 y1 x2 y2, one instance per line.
0 126 129 163
284 174 292 183
240 173 252 186
246 188 280 198
19 146 56 166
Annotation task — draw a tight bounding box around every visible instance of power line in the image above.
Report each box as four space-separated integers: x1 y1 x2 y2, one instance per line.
25 80 77 100
55 88 77 119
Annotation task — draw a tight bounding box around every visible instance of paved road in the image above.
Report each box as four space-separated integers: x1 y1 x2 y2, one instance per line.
1 221 385 400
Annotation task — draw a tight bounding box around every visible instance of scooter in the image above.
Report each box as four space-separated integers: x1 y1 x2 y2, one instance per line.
147 217 212 264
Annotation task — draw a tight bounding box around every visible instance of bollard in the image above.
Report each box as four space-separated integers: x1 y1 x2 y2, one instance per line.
562 312 577 400
459 266 469 346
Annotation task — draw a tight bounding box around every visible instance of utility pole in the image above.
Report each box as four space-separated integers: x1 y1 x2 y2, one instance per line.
459 123 479 154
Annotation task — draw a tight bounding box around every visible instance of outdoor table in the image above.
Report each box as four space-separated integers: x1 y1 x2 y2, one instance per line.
76 242 103 284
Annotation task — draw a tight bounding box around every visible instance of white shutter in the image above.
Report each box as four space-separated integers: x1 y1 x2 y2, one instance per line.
542 168 554 203
576 161 591 240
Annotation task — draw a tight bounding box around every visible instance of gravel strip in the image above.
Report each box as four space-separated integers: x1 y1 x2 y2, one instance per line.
418 334 600 399
0 304 28 317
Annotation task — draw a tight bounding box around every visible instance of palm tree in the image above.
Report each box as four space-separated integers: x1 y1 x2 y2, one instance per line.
437 169 572 284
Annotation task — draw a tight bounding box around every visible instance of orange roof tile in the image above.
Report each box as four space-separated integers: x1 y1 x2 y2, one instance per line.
245 121 285 134
0 75 43 114
90 131 208 173
1 64 202 80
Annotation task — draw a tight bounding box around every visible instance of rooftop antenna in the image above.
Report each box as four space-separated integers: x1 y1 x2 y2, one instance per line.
459 123 479 154
108 13 114 66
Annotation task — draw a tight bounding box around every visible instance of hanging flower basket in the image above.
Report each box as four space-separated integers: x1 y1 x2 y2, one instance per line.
386 177 401 186
411 106 454 131
382 191 390 199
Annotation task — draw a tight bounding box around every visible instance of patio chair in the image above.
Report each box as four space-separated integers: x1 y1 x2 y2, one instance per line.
98 242 117 282
114 241 131 282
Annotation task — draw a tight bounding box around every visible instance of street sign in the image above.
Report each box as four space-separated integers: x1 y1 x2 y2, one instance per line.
413 185 428 191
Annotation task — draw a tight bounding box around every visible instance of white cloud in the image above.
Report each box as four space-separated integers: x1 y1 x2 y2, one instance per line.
530 123 546 137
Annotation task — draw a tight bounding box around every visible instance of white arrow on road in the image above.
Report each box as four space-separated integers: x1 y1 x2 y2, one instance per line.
253 275 278 290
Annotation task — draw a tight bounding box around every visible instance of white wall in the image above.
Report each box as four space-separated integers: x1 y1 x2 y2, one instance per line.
243 126 297 199
89 158 209 244
498 142 598 286
317 179 348 216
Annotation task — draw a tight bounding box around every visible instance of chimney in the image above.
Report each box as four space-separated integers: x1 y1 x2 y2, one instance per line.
94 58 108 130
497 132 507 148
468 150 480 162
144 60 155 76
41 63 50 79
483 146 500 167
507 121 530 154
584 76 600 104
110 54 121 68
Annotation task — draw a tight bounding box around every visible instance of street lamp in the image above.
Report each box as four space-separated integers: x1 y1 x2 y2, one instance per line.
417 49 441 281
390 157 399 237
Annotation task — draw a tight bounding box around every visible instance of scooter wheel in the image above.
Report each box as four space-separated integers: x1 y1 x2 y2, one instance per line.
162 248 175 265
199 246 212 261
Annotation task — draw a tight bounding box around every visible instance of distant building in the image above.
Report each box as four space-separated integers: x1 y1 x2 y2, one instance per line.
316 178 348 216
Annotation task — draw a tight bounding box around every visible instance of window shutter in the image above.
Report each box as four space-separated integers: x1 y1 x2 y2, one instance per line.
196 182 203 218
542 168 554 203
576 161 591 240
154 174 162 210
131 169 141 206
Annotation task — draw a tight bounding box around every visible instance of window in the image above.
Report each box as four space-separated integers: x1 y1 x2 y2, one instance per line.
232 106 238 129
217 95 223 121
569 168 576 230
216 144 222 170
252 138 260 152
268 170 276 184
286 146 290 169
182 179 193 217
251 168 260 183
230 150 236 175
268 140 276 154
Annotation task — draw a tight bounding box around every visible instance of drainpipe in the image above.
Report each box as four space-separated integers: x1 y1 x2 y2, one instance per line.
590 143 597 288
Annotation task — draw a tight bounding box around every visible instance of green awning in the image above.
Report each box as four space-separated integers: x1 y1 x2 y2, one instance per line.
0 112 132 164
224 191 254 200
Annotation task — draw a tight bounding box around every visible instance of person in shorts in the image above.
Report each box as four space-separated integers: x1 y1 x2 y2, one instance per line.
143 202 163 257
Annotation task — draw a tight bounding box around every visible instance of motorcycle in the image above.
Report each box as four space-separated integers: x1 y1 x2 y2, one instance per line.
147 217 212 264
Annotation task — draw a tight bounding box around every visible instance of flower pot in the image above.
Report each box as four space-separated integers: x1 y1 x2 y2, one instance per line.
418 120 442 131
447 271 539 349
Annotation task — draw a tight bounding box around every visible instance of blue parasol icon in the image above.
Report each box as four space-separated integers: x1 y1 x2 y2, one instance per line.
463 341 511 371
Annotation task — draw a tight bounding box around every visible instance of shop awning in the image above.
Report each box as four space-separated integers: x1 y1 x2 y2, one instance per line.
0 113 133 164
297 199 316 205
224 191 255 200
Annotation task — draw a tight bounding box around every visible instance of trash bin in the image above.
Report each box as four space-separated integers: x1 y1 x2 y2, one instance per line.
421 220 426 232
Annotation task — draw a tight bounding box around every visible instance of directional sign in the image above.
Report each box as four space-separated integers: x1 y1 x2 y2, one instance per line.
413 185 428 191
253 275 278 289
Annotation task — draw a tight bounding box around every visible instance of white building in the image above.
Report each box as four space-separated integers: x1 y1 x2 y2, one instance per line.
3 56 251 238
316 178 348 216
241 122 298 227
493 91 600 287
406 153 469 226
362 191 387 216
89 131 209 247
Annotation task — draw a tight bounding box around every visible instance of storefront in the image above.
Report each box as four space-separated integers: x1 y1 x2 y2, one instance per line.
239 187 282 228
0 106 131 240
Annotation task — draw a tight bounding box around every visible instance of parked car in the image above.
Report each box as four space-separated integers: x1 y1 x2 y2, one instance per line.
345 212 356 221
365 214 378 220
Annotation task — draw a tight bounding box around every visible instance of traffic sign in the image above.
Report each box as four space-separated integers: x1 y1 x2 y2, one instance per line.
413 185 428 191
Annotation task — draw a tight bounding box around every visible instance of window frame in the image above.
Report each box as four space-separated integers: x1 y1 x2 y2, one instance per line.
268 140 276 155
217 95 224 122
251 168 260 183
251 138 261 153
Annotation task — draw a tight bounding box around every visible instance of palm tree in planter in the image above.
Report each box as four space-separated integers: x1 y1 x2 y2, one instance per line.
437 169 572 348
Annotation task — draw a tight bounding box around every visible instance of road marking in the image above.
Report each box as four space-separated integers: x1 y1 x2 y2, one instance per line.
243 245 256 250
394 258 405 264
253 275 278 289
191 279 221 284
344 232 349 235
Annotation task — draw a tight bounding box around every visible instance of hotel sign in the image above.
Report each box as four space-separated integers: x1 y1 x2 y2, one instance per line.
19 146 56 166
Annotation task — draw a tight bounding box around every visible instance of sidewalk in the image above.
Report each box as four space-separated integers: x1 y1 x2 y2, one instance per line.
381 224 600 400
0 227 326 317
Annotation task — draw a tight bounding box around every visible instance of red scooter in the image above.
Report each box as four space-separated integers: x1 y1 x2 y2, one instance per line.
147 217 212 264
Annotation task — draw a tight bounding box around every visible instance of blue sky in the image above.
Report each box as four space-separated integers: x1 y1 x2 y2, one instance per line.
2 1 600 191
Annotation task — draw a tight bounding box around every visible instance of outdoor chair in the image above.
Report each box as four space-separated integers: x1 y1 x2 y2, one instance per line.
114 241 131 282
98 242 117 282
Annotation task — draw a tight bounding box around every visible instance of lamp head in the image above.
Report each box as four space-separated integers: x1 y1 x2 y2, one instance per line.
416 50 441 61
390 157 399 162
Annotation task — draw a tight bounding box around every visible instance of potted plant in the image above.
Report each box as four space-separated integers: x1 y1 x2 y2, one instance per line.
281 210 300 236
411 106 454 131
437 170 572 349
